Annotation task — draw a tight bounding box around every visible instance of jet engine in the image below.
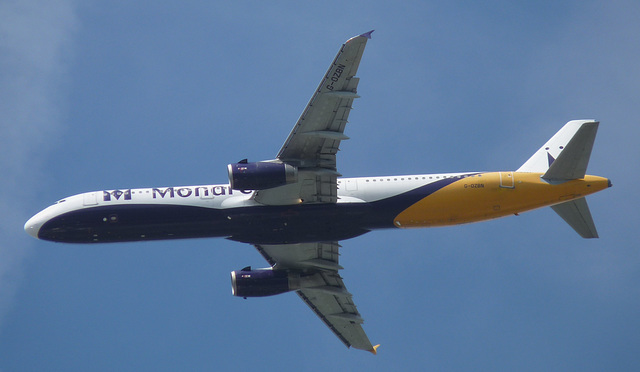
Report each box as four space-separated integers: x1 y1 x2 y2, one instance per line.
230 267 300 298
227 160 297 190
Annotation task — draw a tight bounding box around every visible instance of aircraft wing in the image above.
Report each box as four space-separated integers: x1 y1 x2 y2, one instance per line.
254 31 373 205
254 242 378 353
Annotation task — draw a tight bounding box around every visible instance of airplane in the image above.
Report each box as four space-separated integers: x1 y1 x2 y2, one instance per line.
25 30 611 354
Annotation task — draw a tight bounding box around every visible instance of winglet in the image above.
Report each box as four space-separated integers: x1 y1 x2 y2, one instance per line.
359 30 374 39
369 344 380 355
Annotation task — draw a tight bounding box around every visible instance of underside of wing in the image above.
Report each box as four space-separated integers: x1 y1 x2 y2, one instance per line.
255 31 373 205
297 285 373 351
254 241 377 353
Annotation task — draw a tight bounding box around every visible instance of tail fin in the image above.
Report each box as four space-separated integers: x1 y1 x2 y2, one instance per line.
518 120 601 238
517 120 599 181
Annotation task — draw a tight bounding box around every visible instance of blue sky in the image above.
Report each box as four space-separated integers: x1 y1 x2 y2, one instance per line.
1 1 639 370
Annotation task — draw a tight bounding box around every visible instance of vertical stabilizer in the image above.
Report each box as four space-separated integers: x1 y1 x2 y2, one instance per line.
517 120 599 179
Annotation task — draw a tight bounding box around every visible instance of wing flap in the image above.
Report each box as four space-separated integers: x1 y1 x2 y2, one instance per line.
255 241 341 270
298 287 374 351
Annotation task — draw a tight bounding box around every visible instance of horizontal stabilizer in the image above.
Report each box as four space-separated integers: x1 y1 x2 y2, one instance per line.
551 197 599 238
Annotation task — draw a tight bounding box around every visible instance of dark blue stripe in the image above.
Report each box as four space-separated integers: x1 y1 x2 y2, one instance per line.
364 175 474 226
39 174 476 244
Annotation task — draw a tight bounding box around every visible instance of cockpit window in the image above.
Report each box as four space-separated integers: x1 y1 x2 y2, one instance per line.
55 199 67 204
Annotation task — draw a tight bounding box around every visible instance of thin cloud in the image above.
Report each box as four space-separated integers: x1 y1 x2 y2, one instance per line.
0 0 77 329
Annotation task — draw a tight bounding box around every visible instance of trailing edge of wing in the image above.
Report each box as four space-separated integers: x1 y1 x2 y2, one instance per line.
297 288 375 351
276 31 372 168
256 31 372 205
254 242 376 352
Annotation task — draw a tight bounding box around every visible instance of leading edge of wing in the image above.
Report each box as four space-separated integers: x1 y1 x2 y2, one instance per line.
275 30 373 163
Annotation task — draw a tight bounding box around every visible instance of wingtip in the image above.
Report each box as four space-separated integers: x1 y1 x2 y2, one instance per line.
359 30 374 39
369 344 380 355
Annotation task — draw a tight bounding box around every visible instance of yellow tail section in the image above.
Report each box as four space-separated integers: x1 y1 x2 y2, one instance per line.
393 172 609 228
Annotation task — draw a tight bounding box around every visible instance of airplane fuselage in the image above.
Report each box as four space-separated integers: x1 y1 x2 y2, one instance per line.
26 171 610 245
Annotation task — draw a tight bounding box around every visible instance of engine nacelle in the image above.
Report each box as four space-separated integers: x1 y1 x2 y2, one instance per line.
227 160 297 190
230 268 300 297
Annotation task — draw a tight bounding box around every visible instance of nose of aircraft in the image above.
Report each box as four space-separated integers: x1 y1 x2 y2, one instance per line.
24 212 45 239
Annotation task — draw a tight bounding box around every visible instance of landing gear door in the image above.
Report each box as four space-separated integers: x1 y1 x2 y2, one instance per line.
499 172 515 188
